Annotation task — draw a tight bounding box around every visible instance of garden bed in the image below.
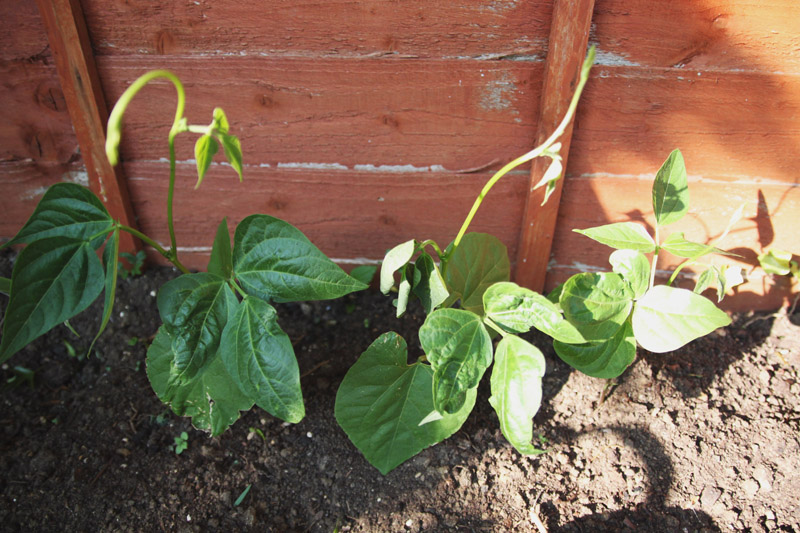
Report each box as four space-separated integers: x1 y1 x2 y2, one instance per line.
1 250 798 532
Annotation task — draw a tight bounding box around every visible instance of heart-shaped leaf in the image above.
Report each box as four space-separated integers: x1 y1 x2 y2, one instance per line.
194 134 219 188
652 149 688 227
219 133 243 181
0 237 105 362
489 335 546 455
553 320 636 378
574 222 655 253
334 333 476 475
208 217 233 279
559 273 634 341
419 308 492 414
632 285 731 353
445 233 510 314
147 327 254 436
220 296 304 423
233 214 367 302
609 249 650 299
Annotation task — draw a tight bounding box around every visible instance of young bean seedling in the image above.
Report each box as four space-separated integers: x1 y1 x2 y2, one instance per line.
335 46 740 474
0 70 369 435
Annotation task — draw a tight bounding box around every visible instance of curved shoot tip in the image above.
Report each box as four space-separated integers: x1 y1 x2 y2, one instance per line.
105 128 121 166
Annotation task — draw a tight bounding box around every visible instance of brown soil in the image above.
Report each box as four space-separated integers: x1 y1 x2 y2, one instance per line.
1 250 798 532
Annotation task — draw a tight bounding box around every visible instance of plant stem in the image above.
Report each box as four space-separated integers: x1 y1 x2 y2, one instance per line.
448 45 596 258
118 224 190 274
650 226 660 290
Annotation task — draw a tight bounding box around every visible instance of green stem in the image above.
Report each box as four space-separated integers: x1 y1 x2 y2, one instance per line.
448 45 596 257
118 224 190 274
650 226 660 290
230 280 249 299
667 259 694 286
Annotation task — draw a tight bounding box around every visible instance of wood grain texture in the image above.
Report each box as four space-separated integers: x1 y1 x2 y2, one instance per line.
0 0 50 61
97 56 543 171
515 0 595 291
592 0 800 74
36 0 139 253
81 0 552 59
549 175 800 310
121 161 528 270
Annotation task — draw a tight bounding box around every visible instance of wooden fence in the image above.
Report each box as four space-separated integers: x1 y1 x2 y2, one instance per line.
2 0 798 310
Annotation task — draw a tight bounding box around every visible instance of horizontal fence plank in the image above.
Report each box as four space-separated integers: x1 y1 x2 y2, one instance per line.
0 61 79 165
548 175 800 310
570 66 800 185
97 56 543 171
0 0 49 61
81 0 551 59
123 161 528 270
593 0 800 73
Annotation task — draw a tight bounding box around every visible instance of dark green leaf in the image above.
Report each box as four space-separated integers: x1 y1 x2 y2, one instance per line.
349 265 377 286
334 332 476 475
412 253 449 315
483 282 584 344
0 238 104 362
380 240 415 294
489 335 546 455
147 327 254 436
559 273 634 341
546 283 565 305
574 222 655 253
553 320 636 378
652 149 688 227
194 134 219 188
445 233 510 314
220 296 304 423
632 285 731 353
661 232 735 259
609 249 650 299
233 214 367 302
219 134 243 181
4 183 112 247
419 309 492 414
88 229 120 355
0 277 10 295
157 273 238 381
208 217 233 279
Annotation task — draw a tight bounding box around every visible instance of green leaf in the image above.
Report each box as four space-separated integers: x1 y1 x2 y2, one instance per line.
220 296 304 423
212 107 230 134
694 266 743 303
208 217 233 279
445 233 510 314
349 265 377 286
419 309 492 414
489 335 546 455
758 249 794 276
0 277 10 295
395 264 414 318
147 327 254 436
533 157 563 206
4 183 112 247
334 332 477 475
652 149 688 227
483 282 584 344
194 134 219 189
609 249 650 299
0 238 104 362
157 273 238 381
661 232 734 259
632 285 731 353
219 134 243 181
88 229 120 355
574 222 656 253
559 273 634 341
412 253 449 315
233 214 367 302
553 320 636 378
546 282 565 305
380 240 415 294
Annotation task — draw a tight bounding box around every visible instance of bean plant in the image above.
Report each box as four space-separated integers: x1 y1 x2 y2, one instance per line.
335 46 740 474
0 70 369 434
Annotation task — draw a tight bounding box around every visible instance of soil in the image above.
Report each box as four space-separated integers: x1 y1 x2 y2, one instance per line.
1 249 799 532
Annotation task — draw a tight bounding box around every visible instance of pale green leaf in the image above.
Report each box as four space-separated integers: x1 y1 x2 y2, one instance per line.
445 233 510 314
559 273 634 341
489 335 546 455
147 327 254 436
0 238 104 362
395 265 414 318
419 309 492 414
661 232 734 259
194 134 219 188
652 149 688 226
220 296 304 423
380 240 415 294
233 214 367 302
758 249 794 276
553 320 636 378
574 222 655 253
334 333 476 475
219 134 243 181
609 249 650 299
207 217 233 279
483 282 584 343
694 267 718 295
212 107 230 134
412 253 449 314
632 285 731 353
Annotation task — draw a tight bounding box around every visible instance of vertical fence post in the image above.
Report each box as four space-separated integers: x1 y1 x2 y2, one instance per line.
514 0 595 291
35 0 139 254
